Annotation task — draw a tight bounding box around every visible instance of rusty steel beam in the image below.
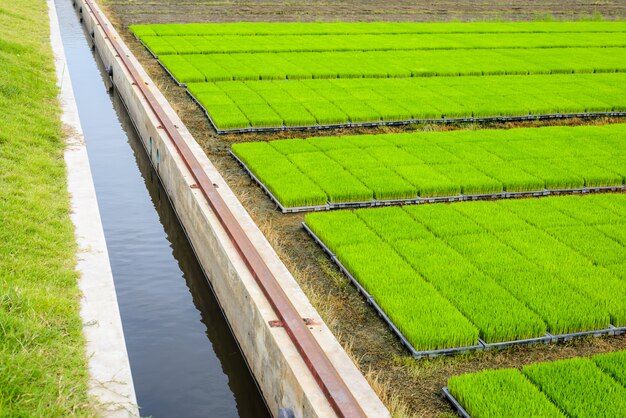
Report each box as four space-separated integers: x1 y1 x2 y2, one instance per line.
81 1 367 417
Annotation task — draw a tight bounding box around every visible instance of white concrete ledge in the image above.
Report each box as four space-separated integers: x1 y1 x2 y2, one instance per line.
48 1 139 416
72 0 390 417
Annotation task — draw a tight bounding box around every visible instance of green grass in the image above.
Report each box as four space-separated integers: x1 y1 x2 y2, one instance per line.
0 0 93 414
232 124 626 208
304 195 626 351
448 350 626 417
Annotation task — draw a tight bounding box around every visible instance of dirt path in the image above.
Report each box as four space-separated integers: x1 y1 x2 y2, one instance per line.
106 0 626 26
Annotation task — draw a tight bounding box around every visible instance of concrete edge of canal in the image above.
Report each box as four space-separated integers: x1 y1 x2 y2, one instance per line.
48 1 140 416
70 0 391 416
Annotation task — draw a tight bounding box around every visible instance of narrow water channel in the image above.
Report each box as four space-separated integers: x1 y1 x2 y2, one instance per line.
55 1 270 416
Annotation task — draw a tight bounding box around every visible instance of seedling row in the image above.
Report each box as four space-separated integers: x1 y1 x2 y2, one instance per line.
157 47 626 84
187 73 626 130
304 194 626 353
446 350 626 417
131 21 626 37
135 32 626 55
232 124 626 209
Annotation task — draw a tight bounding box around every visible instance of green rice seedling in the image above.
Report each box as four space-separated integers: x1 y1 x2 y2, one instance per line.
404 204 484 236
364 146 421 166
593 350 626 387
440 141 504 164
344 134 393 149
305 211 379 253
446 233 610 334
203 102 250 130
324 148 381 169
307 136 355 151
513 159 585 189
448 368 565 418
595 223 626 246
392 237 547 342
497 197 584 229
587 192 626 218
393 165 461 198
558 159 624 187
452 200 534 233
238 104 284 128
158 55 206 83
300 100 350 125
433 164 503 195
401 143 462 165
268 139 318 155
288 152 373 203
475 163 545 192
545 226 626 267
349 168 417 200
334 242 479 351
545 194 623 225
355 206 433 242
523 357 626 418
139 36 177 55
183 55 234 81
498 228 626 326
588 157 626 184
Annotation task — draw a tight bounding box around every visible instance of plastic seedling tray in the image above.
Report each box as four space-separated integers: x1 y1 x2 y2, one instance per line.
610 325 626 335
480 334 551 351
158 60 186 87
547 326 616 342
229 151 330 213
232 152 626 213
303 222 626 358
303 222 483 359
441 387 472 418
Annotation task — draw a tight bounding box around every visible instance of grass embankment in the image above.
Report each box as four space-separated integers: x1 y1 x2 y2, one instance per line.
0 0 93 414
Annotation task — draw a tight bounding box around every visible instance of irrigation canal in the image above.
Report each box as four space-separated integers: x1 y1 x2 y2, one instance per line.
55 0 270 416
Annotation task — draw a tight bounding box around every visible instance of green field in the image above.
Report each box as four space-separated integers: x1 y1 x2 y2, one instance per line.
0 0 93 414
305 194 626 352
232 124 626 208
133 22 626 130
448 351 626 418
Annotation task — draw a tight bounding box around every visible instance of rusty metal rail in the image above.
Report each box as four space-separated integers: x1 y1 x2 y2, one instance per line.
81 1 367 417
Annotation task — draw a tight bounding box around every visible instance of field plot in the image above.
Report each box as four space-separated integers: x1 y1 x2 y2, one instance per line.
304 194 626 355
132 22 626 131
232 124 626 210
446 350 626 418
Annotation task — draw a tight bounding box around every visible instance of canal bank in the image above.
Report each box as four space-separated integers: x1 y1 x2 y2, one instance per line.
68 0 389 416
53 0 270 416
47 0 138 415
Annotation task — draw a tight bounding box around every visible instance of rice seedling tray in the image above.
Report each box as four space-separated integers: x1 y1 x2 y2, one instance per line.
303 222 484 359
303 223 485 357
231 150 626 213
158 60 185 87
547 326 617 342
479 334 551 350
441 387 472 418
229 150 330 213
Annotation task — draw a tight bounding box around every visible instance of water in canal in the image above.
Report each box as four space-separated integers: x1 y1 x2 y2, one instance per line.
55 1 270 416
